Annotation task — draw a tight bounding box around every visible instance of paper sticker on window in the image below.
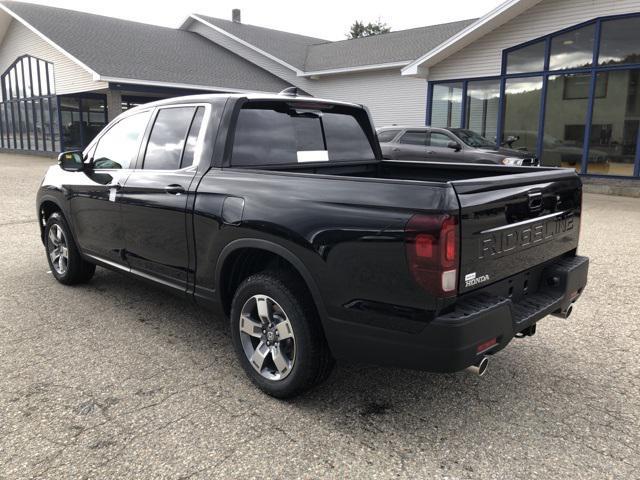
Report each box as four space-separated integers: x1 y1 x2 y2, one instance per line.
297 150 329 163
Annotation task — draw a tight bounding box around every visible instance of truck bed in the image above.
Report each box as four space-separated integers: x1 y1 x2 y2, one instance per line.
264 159 569 184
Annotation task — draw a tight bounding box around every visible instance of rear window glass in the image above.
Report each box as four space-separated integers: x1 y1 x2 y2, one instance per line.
231 105 375 166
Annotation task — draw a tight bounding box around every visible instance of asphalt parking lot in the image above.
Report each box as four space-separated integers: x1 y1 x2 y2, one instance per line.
1 153 639 479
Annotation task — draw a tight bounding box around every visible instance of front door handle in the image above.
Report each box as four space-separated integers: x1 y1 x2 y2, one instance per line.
426 150 435 154
165 184 185 195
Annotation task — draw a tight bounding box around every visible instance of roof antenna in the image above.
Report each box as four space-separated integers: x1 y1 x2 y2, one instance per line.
279 87 298 97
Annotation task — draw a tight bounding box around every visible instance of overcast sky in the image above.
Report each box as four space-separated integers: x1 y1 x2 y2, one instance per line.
21 0 503 40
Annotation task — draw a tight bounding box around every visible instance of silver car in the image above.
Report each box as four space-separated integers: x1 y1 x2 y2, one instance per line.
377 126 539 166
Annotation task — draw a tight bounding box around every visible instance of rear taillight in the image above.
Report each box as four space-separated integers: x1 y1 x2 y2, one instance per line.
405 214 459 297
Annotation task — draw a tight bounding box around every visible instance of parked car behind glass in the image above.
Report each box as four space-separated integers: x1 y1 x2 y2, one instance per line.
377 126 539 166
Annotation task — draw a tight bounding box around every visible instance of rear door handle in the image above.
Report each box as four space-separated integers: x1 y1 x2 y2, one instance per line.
165 184 185 195
392 147 400 152
426 150 435 154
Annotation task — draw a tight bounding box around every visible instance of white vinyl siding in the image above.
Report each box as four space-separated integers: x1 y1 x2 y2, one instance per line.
308 69 428 127
0 19 105 95
429 0 640 81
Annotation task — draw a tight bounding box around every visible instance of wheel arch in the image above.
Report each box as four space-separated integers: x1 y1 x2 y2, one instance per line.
215 239 327 324
37 197 64 242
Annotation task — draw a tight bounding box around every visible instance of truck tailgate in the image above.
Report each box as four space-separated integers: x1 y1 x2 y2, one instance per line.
451 169 582 295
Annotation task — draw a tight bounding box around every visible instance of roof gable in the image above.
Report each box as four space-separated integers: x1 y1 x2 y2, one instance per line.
0 1 292 92
402 0 543 76
188 14 475 76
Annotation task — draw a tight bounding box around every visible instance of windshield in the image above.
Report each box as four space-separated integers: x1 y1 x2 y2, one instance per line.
449 129 496 148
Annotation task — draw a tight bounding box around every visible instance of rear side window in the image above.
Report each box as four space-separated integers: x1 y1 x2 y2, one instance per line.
399 131 427 145
377 129 400 142
231 104 375 166
143 106 196 170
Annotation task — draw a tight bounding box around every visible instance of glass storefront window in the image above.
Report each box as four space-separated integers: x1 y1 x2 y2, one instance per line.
431 83 463 128
60 97 81 150
503 77 543 154
541 74 590 169
30 58 39 96
465 79 500 141
42 97 51 151
39 60 49 95
81 98 106 143
549 23 595 70
506 41 545 74
34 99 43 151
587 69 639 176
598 17 640 67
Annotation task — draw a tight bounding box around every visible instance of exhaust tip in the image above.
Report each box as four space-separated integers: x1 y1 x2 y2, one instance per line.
552 304 574 319
466 356 489 376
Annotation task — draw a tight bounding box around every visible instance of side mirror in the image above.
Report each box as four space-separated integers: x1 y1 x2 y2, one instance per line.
58 151 85 171
504 135 520 147
447 141 462 151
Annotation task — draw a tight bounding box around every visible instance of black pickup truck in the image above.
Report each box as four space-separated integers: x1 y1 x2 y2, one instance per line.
37 93 588 398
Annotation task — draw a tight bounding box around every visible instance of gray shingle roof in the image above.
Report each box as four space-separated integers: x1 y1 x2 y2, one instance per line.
0 1 292 92
304 19 477 71
192 15 475 72
192 15 327 70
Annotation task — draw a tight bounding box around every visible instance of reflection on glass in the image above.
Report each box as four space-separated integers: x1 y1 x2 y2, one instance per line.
60 98 81 150
42 97 51 151
50 97 59 151
34 99 43 151
16 62 23 99
542 74 590 169
39 60 48 95
92 111 152 169
431 83 463 128
81 98 106 146
587 69 639 176
598 17 640 66
30 58 39 96
506 41 545 74
503 77 543 154
549 23 595 70
143 107 194 170
465 79 500 140
22 58 32 98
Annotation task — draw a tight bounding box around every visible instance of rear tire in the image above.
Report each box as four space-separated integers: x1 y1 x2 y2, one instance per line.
230 270 334 398
44 212 95 285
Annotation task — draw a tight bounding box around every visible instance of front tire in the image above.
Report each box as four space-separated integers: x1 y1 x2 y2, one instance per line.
230 270 334 398
44 212 95 285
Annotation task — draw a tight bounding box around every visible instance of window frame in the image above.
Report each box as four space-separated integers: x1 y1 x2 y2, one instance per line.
426 11 640 178
0 55 56 151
